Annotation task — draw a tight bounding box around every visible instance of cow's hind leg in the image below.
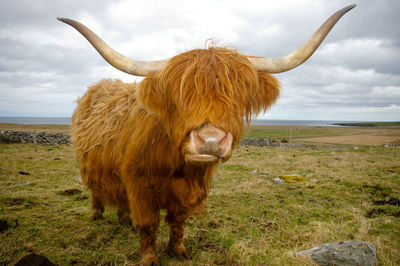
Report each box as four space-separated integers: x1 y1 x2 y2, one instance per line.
90 191 104 220
117 203 131 225
166 210 189 261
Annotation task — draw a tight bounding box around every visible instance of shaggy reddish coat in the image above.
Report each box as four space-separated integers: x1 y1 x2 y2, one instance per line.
72 47 280 265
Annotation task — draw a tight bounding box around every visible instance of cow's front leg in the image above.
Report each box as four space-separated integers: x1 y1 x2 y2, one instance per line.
166 210 189 261
134 207 160 266
139 225 159 266
125 180 160 266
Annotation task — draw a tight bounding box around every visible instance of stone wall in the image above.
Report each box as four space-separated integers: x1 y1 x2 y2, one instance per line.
2 131 284 147
384 142 400 148
0 130 70 145
240 137 283 147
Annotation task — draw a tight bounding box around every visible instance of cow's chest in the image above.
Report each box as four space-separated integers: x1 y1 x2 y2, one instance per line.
161 175 208 210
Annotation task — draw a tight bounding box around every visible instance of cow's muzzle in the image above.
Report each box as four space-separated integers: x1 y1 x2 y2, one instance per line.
185 122 233 164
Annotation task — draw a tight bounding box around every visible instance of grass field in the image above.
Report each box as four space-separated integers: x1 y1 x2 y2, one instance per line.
1 125 399 265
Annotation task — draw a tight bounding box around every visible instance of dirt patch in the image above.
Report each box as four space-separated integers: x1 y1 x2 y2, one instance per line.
74 196 88 201
3 197 38 208
383 166 400 174
373 198 400 206
0 219 9 232
18 171 31 175
0 219 18 232
61 189 82 196
365 208 400 218
3 197 25 206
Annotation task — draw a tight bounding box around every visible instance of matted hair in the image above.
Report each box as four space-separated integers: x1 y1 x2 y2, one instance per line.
137 47 280 147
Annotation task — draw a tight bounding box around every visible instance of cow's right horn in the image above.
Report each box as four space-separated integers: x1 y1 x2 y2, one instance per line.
248 4 356 73
57 17 169 76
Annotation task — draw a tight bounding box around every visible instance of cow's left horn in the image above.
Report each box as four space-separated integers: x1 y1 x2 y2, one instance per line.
57 17 169 76
248 4 356 73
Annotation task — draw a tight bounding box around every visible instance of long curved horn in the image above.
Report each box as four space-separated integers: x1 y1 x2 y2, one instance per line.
248 4 356 73
57 17 169 76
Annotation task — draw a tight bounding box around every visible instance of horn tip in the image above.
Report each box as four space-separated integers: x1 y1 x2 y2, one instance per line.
57 17 71 24
346 4 357 11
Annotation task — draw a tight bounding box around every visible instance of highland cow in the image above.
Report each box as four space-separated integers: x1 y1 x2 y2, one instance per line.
58 5 355 265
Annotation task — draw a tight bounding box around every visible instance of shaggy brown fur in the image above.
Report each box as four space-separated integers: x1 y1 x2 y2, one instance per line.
71 47 280 265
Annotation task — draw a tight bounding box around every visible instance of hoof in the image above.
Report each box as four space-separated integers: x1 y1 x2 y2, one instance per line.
139 250 159 266
118 211 132 225
168 243 188 261
177 251 188 261
138 261 159 266
91 212 103 221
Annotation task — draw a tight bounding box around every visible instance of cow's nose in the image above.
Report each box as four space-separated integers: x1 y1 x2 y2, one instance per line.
197 124 225 149
193 123 232 157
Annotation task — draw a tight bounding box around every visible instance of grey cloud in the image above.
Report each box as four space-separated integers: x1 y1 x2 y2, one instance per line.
0 0 109 28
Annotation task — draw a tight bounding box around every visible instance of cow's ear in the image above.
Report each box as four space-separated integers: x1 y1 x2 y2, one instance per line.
136 75 169 117
245 72 280 121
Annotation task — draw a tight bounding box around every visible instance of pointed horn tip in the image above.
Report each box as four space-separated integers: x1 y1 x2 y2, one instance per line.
336 4 356 18
57 17 73 24
249 4 357 73
344 4 356 12
57 17 70 24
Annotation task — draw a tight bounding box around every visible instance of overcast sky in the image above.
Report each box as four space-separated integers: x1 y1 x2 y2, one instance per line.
0 0 399 121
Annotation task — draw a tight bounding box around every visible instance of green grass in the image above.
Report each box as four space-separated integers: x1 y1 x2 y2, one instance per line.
1 143 399 265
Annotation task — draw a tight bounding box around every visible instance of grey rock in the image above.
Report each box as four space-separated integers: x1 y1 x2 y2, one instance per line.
12 253 56 266
250 169 259 175
20 182 36 187
296 240 377 266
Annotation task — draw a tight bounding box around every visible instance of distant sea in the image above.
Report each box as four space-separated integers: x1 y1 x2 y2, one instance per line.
0 117 364 127
0 117 71 125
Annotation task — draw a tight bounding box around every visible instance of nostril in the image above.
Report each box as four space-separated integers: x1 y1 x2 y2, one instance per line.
219 133 233 152
219 133 230 147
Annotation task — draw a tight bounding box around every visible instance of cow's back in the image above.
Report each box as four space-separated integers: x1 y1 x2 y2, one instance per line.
71 79 138 204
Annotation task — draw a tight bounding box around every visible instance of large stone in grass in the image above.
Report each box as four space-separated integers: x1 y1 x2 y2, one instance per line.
296 240 377 266
12 253 56 266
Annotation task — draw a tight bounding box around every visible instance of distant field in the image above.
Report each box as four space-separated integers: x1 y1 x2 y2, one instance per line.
2 123 400 146
242 125 400 146
0 124 70 134
333 122 400 127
